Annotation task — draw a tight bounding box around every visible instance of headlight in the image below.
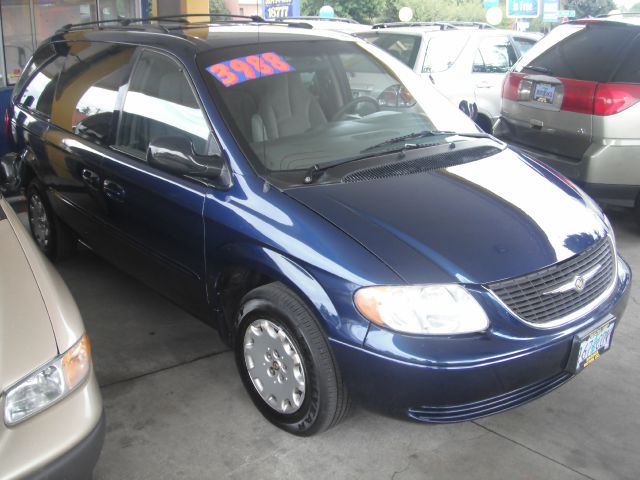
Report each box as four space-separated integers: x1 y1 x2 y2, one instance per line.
4 334 91 426
354 284 489 335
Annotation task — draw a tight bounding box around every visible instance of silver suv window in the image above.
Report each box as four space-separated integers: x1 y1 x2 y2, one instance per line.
515 23 640 81
422 34 469 73
472 37 517 74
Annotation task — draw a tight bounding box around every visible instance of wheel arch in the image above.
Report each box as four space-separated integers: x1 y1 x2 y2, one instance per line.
211 244 340 346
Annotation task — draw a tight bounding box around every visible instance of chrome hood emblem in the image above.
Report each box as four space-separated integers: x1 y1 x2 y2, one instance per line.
543 264 602 296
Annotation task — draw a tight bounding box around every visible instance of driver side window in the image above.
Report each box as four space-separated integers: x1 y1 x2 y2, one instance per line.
116 50 216 159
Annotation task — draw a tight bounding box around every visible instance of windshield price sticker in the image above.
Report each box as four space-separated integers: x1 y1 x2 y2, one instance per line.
206 52 294 87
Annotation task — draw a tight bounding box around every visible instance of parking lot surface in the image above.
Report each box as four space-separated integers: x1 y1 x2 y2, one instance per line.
14 201 639 479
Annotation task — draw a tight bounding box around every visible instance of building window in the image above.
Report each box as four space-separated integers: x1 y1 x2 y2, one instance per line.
0 0 139 87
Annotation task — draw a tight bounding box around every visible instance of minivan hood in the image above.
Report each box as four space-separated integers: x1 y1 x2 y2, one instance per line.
286 148 607 285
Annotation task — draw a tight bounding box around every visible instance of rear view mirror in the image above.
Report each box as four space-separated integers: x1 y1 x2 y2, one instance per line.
146 136 223 179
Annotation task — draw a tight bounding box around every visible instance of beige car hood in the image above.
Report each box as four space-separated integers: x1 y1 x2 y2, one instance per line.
0 197 84 390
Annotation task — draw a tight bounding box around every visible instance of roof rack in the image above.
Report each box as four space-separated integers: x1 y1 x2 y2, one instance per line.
279 16 360 24
446 21 496 29
371 21 456 30
596 12 640 17
56 13 266 34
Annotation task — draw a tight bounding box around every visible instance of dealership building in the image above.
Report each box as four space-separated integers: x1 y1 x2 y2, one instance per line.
0 0 271 154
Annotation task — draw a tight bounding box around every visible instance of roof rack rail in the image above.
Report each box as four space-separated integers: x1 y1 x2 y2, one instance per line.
56 13 266 34
279 16 360 24
446 21 496 29
596 12 640 17
371 21 456 30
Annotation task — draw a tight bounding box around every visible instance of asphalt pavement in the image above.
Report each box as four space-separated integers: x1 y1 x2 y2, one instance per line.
16 202 640 480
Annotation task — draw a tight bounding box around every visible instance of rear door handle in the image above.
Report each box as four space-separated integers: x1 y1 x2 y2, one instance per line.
103 179 125 203
81 168 101 189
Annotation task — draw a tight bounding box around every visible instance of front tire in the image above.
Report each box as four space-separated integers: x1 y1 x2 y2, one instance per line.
235 282 350 436
27 180 76 261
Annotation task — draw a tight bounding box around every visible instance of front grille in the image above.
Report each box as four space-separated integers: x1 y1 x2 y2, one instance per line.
487 237 615 326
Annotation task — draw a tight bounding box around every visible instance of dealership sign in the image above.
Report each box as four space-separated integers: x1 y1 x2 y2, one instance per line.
542 0 559 22
263 0 301 19
506 0 541 18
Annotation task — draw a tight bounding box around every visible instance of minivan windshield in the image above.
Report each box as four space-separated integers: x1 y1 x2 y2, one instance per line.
197 34 476 177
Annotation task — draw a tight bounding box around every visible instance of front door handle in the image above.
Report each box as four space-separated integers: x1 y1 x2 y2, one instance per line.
103 179 125 203
81 168 101 189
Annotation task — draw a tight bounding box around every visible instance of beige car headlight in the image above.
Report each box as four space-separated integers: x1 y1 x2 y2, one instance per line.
354 285 489 335
4 335 92 426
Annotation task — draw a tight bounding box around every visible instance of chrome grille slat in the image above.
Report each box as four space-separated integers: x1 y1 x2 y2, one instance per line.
487 237 615 326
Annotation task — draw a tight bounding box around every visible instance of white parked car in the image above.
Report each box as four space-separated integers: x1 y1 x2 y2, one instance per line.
359 26 541 132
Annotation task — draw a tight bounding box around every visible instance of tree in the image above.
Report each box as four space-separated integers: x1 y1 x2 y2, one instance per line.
384 0 486 22
301 0 386 23
209 0 230 14
631 2 640 11
563 0 616 18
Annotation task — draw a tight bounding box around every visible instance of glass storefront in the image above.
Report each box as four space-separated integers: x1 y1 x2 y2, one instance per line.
0 0 140 87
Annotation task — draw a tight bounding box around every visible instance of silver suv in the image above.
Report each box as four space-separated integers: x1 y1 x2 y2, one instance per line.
496 16 640 219
359 26 540 133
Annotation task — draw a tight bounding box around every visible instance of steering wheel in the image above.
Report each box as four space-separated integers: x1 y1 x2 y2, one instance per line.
331 96 380 121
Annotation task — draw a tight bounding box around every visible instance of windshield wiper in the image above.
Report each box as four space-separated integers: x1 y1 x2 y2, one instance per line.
360 130 456 153
302 131 499 184
522 65 553 75
303 154 377 184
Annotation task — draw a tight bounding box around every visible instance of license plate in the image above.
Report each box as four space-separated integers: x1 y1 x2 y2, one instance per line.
533 83 555 104
567 318 616 374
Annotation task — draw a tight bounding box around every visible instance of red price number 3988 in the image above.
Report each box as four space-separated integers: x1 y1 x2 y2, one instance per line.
208 52 293 87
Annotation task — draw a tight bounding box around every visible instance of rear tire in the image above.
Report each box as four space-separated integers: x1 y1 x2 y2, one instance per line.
235 282 350 436
27 180 76 261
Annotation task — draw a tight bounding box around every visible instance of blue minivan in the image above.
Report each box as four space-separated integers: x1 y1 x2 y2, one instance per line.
1 16 631 435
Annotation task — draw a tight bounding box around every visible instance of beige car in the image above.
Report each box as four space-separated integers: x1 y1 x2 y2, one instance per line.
0 195 104 479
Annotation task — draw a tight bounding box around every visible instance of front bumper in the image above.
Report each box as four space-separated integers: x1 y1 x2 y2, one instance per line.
0 373 104 480
331 257 631 422
30 411 105 480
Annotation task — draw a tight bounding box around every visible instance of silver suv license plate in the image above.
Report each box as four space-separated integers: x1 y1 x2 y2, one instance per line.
567 318 616 374
533 83 555 104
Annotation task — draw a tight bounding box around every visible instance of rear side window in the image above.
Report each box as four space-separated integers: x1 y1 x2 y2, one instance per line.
519 24 639 82
613 35 640 83
52 42 135 144
472 37 518 73
17 43 65 117
116 50 213 158
422 34 469 73
512 36 537 55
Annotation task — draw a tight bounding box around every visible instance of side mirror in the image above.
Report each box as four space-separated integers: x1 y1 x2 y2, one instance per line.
146 136 223 179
